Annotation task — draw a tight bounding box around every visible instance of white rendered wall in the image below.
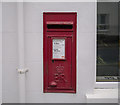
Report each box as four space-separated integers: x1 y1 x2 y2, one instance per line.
2 2 96 103
24 2 96 103
2 2 19 103
0 1 2 104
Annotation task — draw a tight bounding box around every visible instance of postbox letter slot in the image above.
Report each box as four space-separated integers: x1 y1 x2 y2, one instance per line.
47 24 73 29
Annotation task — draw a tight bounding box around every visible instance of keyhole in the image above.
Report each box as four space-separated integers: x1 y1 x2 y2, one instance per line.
52 60 54 63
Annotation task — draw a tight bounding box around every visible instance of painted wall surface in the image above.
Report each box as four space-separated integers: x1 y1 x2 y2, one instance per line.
2 2 19 103
0 2 2 104
2 2 96 103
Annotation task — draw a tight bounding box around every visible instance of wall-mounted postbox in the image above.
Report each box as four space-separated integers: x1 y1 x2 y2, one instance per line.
43 12 77 93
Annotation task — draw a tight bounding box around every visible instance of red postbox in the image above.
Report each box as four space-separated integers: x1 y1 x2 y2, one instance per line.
43 12 77 93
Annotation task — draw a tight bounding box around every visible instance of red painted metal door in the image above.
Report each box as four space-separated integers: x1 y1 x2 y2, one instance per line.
43 13 77 93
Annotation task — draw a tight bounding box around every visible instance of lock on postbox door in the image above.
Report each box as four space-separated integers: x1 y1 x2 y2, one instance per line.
43 12 77 93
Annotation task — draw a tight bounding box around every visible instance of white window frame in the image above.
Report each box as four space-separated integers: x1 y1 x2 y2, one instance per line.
95 82 118 89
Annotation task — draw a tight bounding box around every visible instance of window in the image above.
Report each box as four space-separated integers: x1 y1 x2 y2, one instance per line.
97 2 119 82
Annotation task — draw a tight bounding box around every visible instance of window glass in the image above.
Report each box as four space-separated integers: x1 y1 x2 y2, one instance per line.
97 2 119 82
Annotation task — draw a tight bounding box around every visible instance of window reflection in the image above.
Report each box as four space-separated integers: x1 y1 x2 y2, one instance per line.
97 2 119 82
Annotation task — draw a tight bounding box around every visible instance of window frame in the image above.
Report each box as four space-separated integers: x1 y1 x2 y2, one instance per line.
95 1 119 89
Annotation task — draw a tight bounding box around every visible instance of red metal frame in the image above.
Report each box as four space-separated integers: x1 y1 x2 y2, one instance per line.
43 12 77 93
